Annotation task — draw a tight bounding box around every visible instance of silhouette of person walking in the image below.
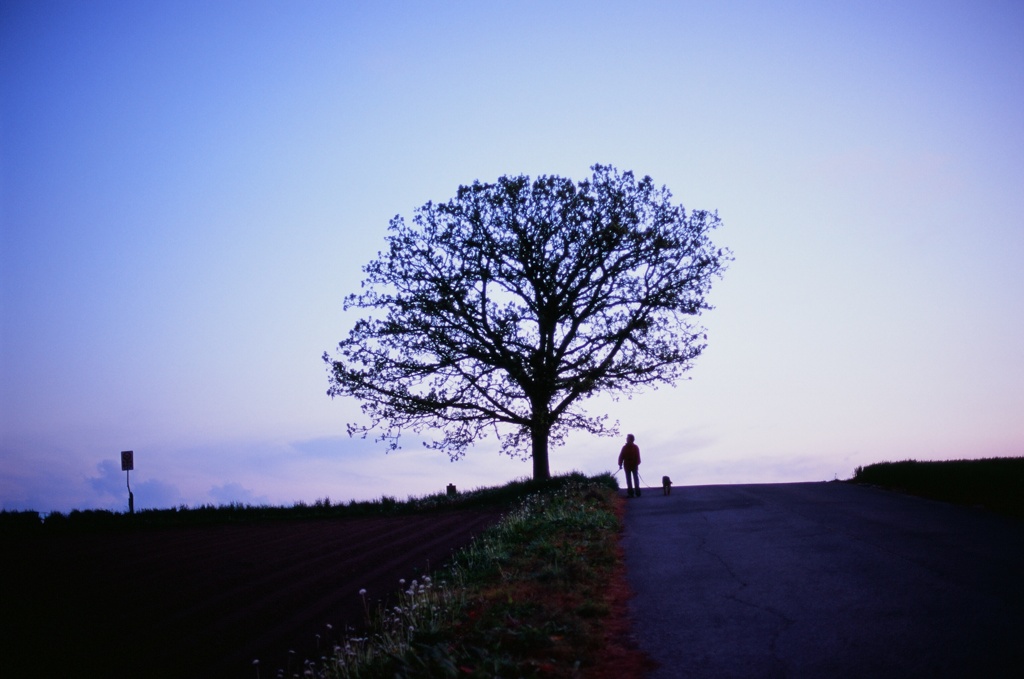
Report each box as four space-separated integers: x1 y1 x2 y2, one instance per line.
618 433 641 497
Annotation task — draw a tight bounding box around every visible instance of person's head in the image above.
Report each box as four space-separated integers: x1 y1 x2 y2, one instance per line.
626 434 635 443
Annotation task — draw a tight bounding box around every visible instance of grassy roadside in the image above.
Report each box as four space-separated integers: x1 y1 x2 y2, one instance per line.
285 472 644 679
850 457 1024 520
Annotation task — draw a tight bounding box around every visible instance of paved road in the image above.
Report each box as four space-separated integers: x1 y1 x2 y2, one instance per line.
621 482 1024 679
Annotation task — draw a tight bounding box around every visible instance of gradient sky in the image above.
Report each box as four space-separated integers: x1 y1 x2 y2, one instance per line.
2 1 1022 513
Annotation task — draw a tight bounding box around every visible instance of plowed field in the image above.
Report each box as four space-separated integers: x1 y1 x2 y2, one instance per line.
2 508 503 678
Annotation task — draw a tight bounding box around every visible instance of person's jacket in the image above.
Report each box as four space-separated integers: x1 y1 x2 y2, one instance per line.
618 443 640 470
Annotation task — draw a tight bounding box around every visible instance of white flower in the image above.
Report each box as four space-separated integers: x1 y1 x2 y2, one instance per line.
358 588 367 596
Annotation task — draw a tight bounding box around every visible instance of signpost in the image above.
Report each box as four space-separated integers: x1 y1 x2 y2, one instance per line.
121 450 134 515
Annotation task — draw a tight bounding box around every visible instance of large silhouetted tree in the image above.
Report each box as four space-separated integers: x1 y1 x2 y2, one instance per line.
323 164 730 480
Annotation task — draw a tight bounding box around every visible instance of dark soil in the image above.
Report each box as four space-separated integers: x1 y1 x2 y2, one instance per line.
1 508 503 679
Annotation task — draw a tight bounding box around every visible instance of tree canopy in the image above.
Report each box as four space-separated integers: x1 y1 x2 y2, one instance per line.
323 164 730 480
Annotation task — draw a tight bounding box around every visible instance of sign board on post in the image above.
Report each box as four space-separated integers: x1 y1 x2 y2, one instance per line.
121 451 135 514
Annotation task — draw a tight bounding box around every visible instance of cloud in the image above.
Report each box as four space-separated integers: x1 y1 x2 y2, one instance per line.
1 460 89 514
88 459 185 511
208 482 270 506
89 460 127 499
290 435 368 459
133 478 186 510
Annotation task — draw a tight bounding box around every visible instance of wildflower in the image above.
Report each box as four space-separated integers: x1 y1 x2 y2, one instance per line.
358 588 367 596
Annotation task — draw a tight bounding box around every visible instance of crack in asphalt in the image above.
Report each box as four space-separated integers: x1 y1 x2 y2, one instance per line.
697 512 747 587
695 510 796 674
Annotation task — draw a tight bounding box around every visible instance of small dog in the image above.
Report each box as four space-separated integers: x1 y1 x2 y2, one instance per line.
662 475 672 495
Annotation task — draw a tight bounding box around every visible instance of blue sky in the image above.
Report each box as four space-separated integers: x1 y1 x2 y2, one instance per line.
2 1 1022 513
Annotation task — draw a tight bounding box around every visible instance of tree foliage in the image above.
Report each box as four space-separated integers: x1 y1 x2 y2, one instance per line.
324 164 730 480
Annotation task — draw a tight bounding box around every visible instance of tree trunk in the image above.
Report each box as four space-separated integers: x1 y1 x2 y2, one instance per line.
531 425 551 481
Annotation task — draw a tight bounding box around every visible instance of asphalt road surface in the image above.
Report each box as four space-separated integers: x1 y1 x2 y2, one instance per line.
621 482 1024 679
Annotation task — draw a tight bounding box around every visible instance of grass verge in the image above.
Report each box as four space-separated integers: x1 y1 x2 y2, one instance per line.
850 456 1024 519
286 472 638 679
